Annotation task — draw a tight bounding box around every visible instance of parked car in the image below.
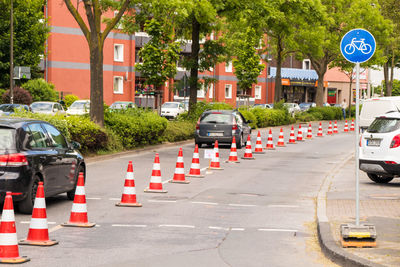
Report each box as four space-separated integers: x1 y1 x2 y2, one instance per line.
30 101 66 116
160 102 186 119
323 102 331 107
194 110 251 149
0 117 85 213
0 104 31 116
283 103 301 116
359 111 400 183
360 96 400 130
299 102 316 111
66 100 90 116
109 101 137 111
182 99 189 111
253 104 272 109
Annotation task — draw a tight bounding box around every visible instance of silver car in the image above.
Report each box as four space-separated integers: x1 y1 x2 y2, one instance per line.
30 102 66 116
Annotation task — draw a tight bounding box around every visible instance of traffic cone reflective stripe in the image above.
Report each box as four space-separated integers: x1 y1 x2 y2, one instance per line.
296 125 304 141
210 141 224 169
254 131 266 153
19 182 58 246
116 161 142 207
317 122 324 137
226 136 240 163
350 119 355 131
288 126 296 144
327 121 333 135
344 120 349 132
0 192 30 263
62 173 95 227
187 145 204 177
242 135 255 160
144 153 168 192
170 148 190 184
306 123 313 139
276 128 286 147
333 120 338 133
266 129 275 150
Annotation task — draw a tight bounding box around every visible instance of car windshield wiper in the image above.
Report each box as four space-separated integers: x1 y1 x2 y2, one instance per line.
206 121 218 123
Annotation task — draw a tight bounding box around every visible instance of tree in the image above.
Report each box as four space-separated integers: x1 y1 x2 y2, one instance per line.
0 0 48 89
2 87 32 104
63 0 131 126
22 78 58 102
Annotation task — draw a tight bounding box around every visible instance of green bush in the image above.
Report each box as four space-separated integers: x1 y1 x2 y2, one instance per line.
2 87 33 105
307 106 342 120
22 79 58 102
64 94 79 108
250 107 294 128
162 121 195 142
238 108 257 128
295 112 321 122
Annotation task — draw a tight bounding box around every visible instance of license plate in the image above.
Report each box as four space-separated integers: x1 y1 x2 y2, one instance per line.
367 139 381 146
208 132 223 137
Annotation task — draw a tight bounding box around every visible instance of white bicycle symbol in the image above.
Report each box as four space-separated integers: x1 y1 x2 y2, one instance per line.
344 38 372 55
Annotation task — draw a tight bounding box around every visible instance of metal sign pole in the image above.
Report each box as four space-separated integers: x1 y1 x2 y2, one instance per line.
355 62 360 226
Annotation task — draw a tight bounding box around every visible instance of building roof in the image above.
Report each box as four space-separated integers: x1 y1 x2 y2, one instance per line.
269 67 318 80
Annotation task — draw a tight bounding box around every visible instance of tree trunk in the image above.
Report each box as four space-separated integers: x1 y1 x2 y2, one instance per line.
383 62 389 97
315 74 325 106
89 40 104 127
388 53 395 97
274 36 283 103
189 16 200 116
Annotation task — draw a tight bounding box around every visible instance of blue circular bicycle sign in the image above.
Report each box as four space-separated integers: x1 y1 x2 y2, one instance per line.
340 28 376 63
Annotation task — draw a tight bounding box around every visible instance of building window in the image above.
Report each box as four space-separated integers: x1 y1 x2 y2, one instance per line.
114 44 124 62
225 61 232 72
225 84 232 99
197 84 205 98
255 85 262 100
113 76 123 94
208 84 214 98
303 59 311 70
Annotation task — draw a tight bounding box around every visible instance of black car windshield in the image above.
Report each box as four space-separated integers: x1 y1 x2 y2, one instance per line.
368 118 400 133
201 113 232 124
0 128 15 150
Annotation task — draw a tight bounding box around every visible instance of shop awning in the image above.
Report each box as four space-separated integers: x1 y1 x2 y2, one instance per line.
269 67 318 80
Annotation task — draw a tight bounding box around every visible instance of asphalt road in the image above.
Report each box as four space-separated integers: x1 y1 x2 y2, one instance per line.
11 122 351 267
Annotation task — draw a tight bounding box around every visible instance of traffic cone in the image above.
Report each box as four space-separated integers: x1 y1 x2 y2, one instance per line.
169 148 190 184
296 124 304 141
0 192 30 263
116 161 142 207
19 182 58 246
350 119 355 131
266 129 275 150
62 173 96 227
327 121 333 135
333 120 338 134
306 123 313 139
288 126 296 144
226 136 240 163
254 131 265 154
276 128 286 147
242 135 255 160
144 153 168 193
210 140 224 170
187 145 204 177
344 120 349 132
317 122 324 137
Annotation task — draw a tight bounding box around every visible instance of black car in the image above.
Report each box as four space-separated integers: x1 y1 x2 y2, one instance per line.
0 104 31 115
0 118 85 213
194 110 252 148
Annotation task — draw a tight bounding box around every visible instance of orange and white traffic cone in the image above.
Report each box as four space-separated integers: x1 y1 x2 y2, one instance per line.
317 122 324 137
144 153 168 193
226 136 240 163
116 161 142 207
242 135 255 160
62 173 96 227
187 145 204 177
276 128 286 147
210 141 224 170
306 123 313 139
266 129 275 150
19 182 58 246
296 124 304 141
327 121 333 135
170 148 190 184
333 120 338 134
0 192 30 263
288 126 296 144
344 120 349 132
350 119 355 131
254 131 265 154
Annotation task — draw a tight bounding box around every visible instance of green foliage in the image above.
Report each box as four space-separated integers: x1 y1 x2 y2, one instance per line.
306 107 342 120
2 87 32 104
250 107 294 128
161 121 195 142
177 101 233 122
295 112 322 122
22 79 58 102
0 89 7 104
64 94 79 108
238 108 257 129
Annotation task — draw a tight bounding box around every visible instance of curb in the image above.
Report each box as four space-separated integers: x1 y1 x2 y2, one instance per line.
316 153 385 267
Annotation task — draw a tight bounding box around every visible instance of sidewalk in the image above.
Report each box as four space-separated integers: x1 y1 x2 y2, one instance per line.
318 156 400 267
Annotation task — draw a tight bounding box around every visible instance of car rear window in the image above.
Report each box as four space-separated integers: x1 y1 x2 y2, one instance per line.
0 128 15 150
368 118 400 133
200 113 232 124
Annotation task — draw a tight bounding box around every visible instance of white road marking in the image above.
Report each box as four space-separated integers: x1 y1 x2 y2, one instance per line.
258 228 298 232
200 167 208 171
162 179 172 184
208 226 229 231
231 228 245 231
48 225 63 233
109 198 120 201
268 205 299 208
228 204 257 207
112 224 147 228
148 200 177 203
159 224 195 229
20 221 30 224
87 197 102 200
191 201 218 205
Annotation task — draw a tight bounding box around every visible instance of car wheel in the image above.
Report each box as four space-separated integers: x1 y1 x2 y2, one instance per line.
67 165 85 200
18 175 40 214
236 135 243 149
367 173 394 184
196 142 203 148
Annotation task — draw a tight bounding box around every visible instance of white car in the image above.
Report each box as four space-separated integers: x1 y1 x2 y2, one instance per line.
160 102 186 119
360 96 400 130
359 111 400 183
66 100 90 115
284 103 301 116
30 101 66 116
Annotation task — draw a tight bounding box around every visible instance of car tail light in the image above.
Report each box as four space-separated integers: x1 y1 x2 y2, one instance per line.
384 161 397 164
196 118 200 134
390 134 400 148
359 136 362 147
0 153 28 167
